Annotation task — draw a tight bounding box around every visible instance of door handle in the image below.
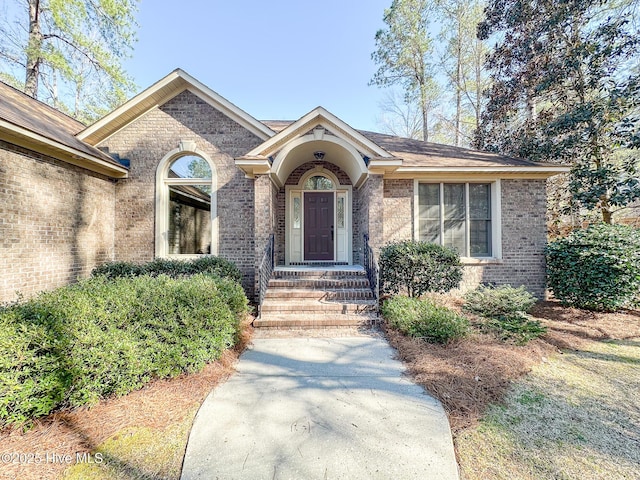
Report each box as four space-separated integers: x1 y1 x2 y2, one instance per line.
331 225 334 241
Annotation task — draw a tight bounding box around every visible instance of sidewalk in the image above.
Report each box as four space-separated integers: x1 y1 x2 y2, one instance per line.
181 335 459 480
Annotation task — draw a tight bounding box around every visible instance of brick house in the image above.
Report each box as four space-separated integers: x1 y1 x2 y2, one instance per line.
0 69 568 322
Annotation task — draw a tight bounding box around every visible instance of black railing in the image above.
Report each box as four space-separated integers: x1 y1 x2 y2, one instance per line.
363 233 380 310
257 234 275 317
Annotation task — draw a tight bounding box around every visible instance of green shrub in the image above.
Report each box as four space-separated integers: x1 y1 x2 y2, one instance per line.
0 274 247 428
546 224 640 311
463 284 536 317
379 240 463 297
92 256 242 283
382 296 469 344
463 284 545 345
482 313 547 346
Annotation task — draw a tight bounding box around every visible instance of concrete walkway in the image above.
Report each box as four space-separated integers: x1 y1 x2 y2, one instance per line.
181 335 459 480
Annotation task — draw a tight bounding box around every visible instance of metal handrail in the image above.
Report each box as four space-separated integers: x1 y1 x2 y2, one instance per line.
363 233 380 311
257 234 275 317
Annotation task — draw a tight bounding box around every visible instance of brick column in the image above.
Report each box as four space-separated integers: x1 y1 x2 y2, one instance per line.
254 174 274 301
366 174 384 253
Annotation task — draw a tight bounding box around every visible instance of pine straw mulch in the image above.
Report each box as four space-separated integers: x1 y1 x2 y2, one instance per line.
384 299 640 435
0 320 254 480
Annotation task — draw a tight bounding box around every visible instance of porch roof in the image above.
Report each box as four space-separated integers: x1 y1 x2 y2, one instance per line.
255 120 569 178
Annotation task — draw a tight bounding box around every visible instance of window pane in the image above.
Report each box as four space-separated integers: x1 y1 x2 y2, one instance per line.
442 184 466 254
304 175 334 190
293 197 301 229
470 220 491 256
444 218 466 254
419 219 440 243
169 155 211 179
337 197 345 228
469 184 491 256
418 184 440 244
443 184 465 219
168 185 212 254
469 184 490 220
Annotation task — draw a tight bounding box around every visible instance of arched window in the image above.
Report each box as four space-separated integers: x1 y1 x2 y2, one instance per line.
304 175 335 190
156 147 217 257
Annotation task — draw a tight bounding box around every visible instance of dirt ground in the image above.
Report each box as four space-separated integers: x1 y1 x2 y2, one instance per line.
0 322 253 480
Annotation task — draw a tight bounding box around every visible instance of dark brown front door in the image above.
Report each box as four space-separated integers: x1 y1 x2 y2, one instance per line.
304 192 334 261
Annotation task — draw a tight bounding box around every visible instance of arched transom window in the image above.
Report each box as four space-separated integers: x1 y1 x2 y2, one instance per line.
156 149 217 257
304 175 335 190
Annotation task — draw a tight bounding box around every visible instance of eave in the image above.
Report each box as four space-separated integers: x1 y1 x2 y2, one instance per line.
383 165 571 179
1 119 129 178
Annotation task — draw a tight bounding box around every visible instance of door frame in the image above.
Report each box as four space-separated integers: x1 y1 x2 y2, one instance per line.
285 169 352 265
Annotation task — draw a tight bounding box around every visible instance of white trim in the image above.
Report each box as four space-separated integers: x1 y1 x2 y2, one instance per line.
246 106 392 159
413 179 502 261
271 134 369 188
285 168 352 264
79 69 274 144
0 119 128 178
155 144 218 258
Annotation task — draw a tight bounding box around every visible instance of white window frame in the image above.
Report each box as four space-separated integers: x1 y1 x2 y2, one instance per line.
155 143 218 258
413 179 502 262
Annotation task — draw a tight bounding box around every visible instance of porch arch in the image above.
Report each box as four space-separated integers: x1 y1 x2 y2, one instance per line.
271 134 368 188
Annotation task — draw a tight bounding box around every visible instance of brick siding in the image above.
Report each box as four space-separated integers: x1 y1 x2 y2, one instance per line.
98 90 263 293
381 178 548 297
0 141 115 303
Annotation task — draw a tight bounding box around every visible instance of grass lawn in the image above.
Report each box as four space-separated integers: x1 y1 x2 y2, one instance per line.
387 299 640 480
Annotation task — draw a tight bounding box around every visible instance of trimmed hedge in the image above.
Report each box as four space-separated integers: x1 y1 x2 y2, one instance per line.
91 256 242 283
382 296 469 344
379 240 463 297
0 274 247 428
546 224 640 311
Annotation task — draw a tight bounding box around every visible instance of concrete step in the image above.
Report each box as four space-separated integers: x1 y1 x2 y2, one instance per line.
253 312 380 329
264 288 374 301
260 299 377 314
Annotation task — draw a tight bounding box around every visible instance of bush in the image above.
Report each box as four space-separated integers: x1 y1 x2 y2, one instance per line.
463 284 536 317
379 240 463 297
0 274 247 428
382 296 469 344
546 224 640 311
463 284 545 345
483 313 547 346
92 256 243 283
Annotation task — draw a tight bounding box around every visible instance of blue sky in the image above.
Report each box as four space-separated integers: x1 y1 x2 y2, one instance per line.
125 0 392 131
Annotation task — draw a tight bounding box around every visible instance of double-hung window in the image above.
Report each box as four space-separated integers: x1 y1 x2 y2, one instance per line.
417 182 494 258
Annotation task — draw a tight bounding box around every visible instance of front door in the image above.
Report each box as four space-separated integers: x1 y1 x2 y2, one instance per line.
304 192 334 261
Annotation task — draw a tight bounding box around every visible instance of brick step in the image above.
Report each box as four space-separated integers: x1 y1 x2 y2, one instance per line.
273 269 367 280
264 288 374 301
254 313 380 329
260 299 377 314
268 278 371 289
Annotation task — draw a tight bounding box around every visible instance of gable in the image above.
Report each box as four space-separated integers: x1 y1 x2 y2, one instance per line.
78 69 275 146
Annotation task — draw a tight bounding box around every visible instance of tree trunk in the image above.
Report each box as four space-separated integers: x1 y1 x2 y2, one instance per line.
455 23 462 147
422 101 429 142
25 0 42 98
601 195 613 224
